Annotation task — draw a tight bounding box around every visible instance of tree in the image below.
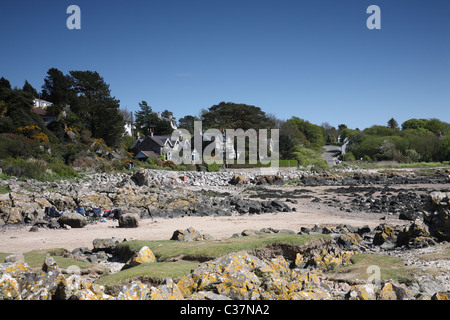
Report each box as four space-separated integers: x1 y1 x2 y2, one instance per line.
387 118 399 129
178 115 200 135
201 102 275 131
0 77 11 92
134 101 158 136
41 68 73 105
134 101 174 136
68 70 124 146
286 117 325 150
22 81 38 98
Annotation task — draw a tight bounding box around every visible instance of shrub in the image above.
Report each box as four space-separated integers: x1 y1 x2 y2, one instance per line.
293 146 329 170
2 157 46 180
48 162 78 178
205 161 222 172
342 152 356 161
0 134 37 159
162 160 177 170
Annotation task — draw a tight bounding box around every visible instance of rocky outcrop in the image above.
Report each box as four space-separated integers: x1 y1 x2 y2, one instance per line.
118 213 140 228
2 249 447 300
424 191 450 241
58 212 87 228
170 227 214 242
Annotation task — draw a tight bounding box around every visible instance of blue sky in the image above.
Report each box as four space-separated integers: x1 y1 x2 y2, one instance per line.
1 0 449 130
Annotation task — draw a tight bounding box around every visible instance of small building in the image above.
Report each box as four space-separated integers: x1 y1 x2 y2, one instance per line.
131 133 195 163
33 98 53 108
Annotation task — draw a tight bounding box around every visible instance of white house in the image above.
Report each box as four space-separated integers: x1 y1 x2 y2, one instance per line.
33 98 53 108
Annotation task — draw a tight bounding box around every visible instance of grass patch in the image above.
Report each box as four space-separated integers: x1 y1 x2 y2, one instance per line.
96 261 199 289
324 253 419 285
0 184 11 194
418 243 450 262
0 249 99 271
102 233 330 289
115 233 330 262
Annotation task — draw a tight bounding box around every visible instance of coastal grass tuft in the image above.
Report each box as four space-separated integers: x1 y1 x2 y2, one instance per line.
115 233 330 262
324 253 418 285
100 233 330 289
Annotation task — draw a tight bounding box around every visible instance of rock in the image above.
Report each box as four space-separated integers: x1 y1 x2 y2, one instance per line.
373 224 396 246
131 168 152 187
378 282 412 300
0 207 22 224
0 273 21 300
92 238 119 253
431 292 450 300
122 246 156 269
253 175 284 185
116 281 150 300
346 284 377 300
4 254 24 264
229 174 249 185
150 278 184 300
170 227 213 242
58 212 87 228
337 233 363 249
424 191 450 241
397 219 432 247
118 213 140 228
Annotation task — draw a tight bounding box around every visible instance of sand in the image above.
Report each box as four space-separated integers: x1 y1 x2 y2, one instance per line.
0 195 406 254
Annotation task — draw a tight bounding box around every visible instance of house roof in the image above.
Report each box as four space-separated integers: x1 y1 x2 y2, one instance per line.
135 150 160 159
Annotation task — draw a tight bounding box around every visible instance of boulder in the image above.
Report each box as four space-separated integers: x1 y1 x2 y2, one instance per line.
131 168 152 187
337 233 363 249
0 207 22 224
58 212 87 228
92 238 120 253
229 174 249 185
424 191 450 241
149 278 184 300
122 246 156 269
4 254 25 264
170 227 214 242
373 224 396 246
253 175 284 185
346 284 377 300
118 213 140 228
397 219 432 247
116 281 150 300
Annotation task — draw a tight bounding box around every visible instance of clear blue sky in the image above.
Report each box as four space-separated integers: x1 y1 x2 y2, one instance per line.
1 0 449 130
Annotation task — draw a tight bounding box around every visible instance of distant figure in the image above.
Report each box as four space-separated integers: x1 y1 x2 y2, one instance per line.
49 206 62 218
129 160 134 170
93 207 102 218
76 207 86 216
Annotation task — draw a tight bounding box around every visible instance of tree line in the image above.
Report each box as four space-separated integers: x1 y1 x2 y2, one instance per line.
1 68 449 177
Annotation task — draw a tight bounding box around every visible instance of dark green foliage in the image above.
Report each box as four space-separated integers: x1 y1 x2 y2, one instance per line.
2 157 46 180
286 117 325 150
201 102 275 131
178 115 199 134
134 101 174 136
0 134 38 159
22 80 38 97
347 119 450 162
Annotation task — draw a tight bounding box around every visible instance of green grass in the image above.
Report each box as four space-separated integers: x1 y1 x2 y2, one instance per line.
324 253 418 285
100 233 330 289
0 249 101 271
96 261 199 288
0 184 11 194
115 233 330 262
